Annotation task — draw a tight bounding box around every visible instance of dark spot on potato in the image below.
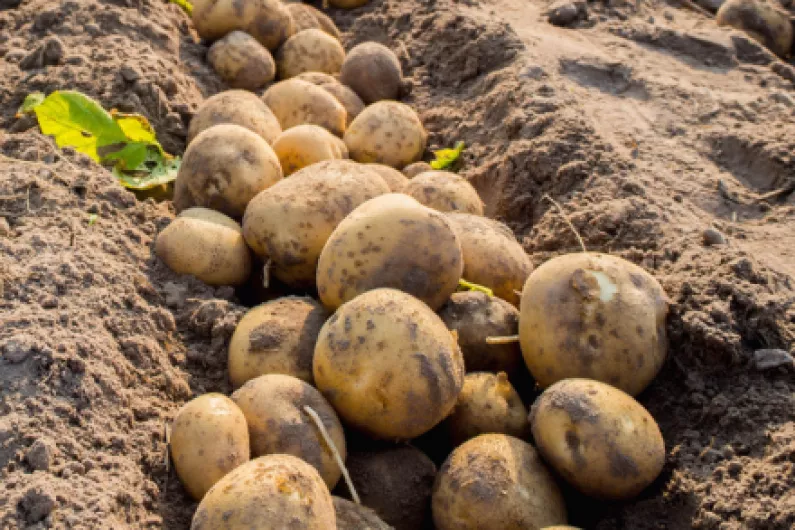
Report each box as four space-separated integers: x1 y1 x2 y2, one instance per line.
629 273 645 289
608 449 641 478
249 324 288 351
547 387 599 424
588 334 601 349
413 352 442 409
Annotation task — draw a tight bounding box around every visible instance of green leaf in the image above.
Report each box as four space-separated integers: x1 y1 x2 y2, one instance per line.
167 0 193 15
114 112 160 148
430 141 465 170
458 278 493 297
87 213 98 226
17 92 45 116
114 153 181 190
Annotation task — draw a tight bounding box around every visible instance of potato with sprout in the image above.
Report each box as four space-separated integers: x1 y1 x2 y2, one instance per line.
403 170 484 215
277 29 346 79
272 124 349 176
344 101 426 168
187 90 281 145
263 78 347 136
340 42 402 104
207 31 275 90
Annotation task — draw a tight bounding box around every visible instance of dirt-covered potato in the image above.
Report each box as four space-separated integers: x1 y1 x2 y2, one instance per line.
170 393 249 500
277 29 346 79
530 378 666 500
231 374 346 489
272 124 348 176
317 194 463 310
191 454 335 529
174 124 282 217
339 42 402 104
344 101 426 168
432 434 567 530
295 72 366 126
403 170 484 215
187 90 282 145
228 297 327 388
243 160 390 287
716 0 793 58
519 252 668 396
192 0 294 50
156 208 251 286
447 213 532 306
286 3 341 40
365 163 409 192
403 161 433 178
333 497 394 530
263 78 347 136
207 31 275 90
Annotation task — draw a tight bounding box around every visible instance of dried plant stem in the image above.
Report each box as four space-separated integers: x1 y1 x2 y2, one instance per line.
304 405 360 505
486 335 520 345
543 193 586 252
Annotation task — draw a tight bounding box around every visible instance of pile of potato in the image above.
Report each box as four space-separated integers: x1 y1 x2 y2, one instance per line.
158 1 673 528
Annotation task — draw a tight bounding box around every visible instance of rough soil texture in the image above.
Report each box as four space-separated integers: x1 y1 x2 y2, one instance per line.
0 0 793 529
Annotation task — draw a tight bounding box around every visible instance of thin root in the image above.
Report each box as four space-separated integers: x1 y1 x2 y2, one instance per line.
486 335 520 345
262 259 272 289
543 194 586 252
304 405 360 505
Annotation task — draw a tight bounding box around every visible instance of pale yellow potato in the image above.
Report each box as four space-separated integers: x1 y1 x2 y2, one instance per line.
155 208 251 286
192 0 294 50
277 29 346 79
716 0 793 58
329 0 370 7
403 170 484 215
286 3 341 40
365 163 409 192
169 393 249 500
402 161 432 178
242 160 390 287
207 31 275 90
228 297 327 388
530 378 666 500
519 252 668 396
339 42 402 104
191 454 335 529
263 78 347 136
333 497 393 530
313 288 465 439
295 72 366 126
272 124 348 176
344 101 426 168
432 434 567 530
316 193 463 311
187 90 281 145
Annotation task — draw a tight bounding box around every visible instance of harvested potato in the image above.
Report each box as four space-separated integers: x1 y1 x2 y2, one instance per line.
228 297 327 388
365 163 409 191
243 160 390 287
295 71 339 84
295 72 366 126
156 208 251 286
231 374 346 489
403 170 484 215
530 378 666 500
344 101 426 168
340 42 402 104
192 0 294 50
170 393 249 500
207 31 275 90
187 90 281 145
174 124 282 217
263 78 347 136
402 161 433 178
245 0 295 50
313 288 465 439
277 29 346 79
192 454 335 529
447 213 532 305
519 252 668 396
286 3 341 40
716 0 793 58
272 124 348 176
333 497 394 530
432 434 567 530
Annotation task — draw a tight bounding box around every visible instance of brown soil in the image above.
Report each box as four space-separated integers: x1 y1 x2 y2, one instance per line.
0 0 793 529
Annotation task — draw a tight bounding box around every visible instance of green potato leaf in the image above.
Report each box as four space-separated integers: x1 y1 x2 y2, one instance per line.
16 92 45 117
430 141 465 170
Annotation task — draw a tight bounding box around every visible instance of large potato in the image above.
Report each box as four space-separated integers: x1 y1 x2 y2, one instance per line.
231 374 346 489
403 170 484 215
333 497 393 530
277 29 346 79
286 3 341 40
313 288 465 439
344 101 426 168
432 434 567 530
316 194 463 311
156 208 251 286
187 90 281 145
365 163 409 192
716 0 793 58
530 378 666 500
272 124 348 176
174 124 282 217
263 78 347 136
242 160 390 287
519 252 668 396
192 0 294 50
339 42 402 104
207 31 275 90
191 454 335 529
170 393 249 500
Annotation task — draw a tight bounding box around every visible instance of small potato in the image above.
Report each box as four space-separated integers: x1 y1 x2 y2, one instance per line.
432 434 567 530
191 454 335 529
207 31 275 90
329 0 370 8
365 163 409 192
228 297 327 388
174 124 283 217
286 3 341 39
263 78 347 136
272 124 348 176
277 29 346 79
716 0 793 58
519 252 668 396
170 393 249 500
340 42 402 104
316 194 463 311
313 288 465 439
156 208 251 286
333 497 393 530
402 161 433 178
403 170 484 215
192 0 294 50
231 374 346 489
530 378 666 500
344 101 426 168
187 90 281 145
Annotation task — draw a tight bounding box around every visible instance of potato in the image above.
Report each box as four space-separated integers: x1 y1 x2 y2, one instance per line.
295 71 339 84
365 163 409 192
170 393 249 500
317 194 463 311
333 497 393 530
272 124 348 176
716 0 793 58
432 434 567 530
231 374 346 489
446 213 532 305
344 101 426 168
277 29 346 79
191 454 335 529
286 3 341 40
519 252 668 396
313 288 465 439
403 170 484 215
295 72 366 126
243 160 390 287
245 0 295 50
263 78 347 136
329 0 370 8
174 124 283 217
228 297 327 388
530 378 666 500
339 42 402 104
156 208 251 286
192 0 294 50
207 31 275 90
402 161 433 178
187 90 282 145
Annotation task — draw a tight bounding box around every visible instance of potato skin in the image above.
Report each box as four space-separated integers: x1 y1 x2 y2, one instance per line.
530 378 666 500
365 163 410 192
402 161 433 178
187 90 281 145
716 0 793 58
170 393 249 500
519 252 668 396
192 0 294 50
433 434 567 530
207 31 275 90
404 170 484 215
344 101 426 168
286 3 341 40
272 124 348 176
263 78 347 136
339 42 402 104
191 454 335 529
313 288 465 439
333 496 394 530
277 29 346 79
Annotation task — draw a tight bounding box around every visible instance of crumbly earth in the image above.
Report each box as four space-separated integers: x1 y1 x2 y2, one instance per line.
0 0 793 529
